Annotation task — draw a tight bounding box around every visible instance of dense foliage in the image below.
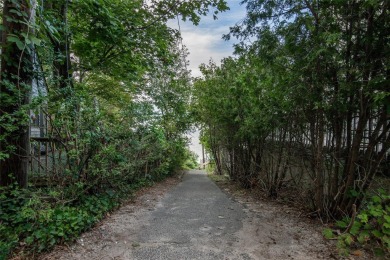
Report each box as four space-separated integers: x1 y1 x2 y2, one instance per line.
193 0 389 223
324 190 390 256
0 0 228 257
193 0 389 255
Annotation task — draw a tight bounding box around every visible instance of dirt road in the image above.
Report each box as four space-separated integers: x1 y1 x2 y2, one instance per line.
44 170 334 259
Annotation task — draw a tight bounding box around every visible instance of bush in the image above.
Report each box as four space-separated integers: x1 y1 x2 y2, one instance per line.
323 189 390 257
182 149 199 170
0 177 157 258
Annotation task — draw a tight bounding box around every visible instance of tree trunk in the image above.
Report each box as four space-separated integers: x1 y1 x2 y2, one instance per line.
53 1 72 90
0 0 34 188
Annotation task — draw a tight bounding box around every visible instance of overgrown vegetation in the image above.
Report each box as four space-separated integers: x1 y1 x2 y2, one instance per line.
0 0 228 258
0 182 121 258
182 149 199 170
193 0 389 256
323 190 390 256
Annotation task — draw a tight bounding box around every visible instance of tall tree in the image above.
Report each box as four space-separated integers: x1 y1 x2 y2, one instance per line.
0 0 35 187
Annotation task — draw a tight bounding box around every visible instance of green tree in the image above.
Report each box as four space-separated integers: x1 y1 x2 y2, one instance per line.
196 0 389 218
0 0 36 187
0 0 229 187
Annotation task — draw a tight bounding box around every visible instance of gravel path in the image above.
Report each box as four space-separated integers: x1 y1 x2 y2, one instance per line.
43 170 335 260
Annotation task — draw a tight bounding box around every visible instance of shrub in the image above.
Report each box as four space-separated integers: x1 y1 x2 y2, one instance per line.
0 179 151 258
323 189 390 257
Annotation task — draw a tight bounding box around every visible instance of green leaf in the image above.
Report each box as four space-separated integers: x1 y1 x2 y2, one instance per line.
7 35 21 44
323 228 335 239
336 220 348 228
369 206 383 217
372 230 383 238
344 234 354 246
383 235 390 246
29 35 42 46
357 231 370 244
9 9 24 17
7 35 26 51
372 195 382 204
349 222 362 235
358 213 368 223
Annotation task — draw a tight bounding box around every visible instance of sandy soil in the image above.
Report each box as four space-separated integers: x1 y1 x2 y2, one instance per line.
212 176 373 260
214 178 335 259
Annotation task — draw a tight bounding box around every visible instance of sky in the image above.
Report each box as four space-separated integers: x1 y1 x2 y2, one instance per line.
169 0 247 77
168 0 247 160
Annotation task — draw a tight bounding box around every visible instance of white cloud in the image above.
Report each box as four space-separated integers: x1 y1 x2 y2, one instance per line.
181 29 229 77
168 0 247 78
167 20 233 77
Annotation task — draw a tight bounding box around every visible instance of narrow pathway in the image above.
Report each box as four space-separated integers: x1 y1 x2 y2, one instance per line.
45 170 333 260
132 170 245 259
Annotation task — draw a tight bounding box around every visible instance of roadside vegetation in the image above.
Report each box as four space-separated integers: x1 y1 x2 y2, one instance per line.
0 0 227 258
182 150 200 170
194 0 389 256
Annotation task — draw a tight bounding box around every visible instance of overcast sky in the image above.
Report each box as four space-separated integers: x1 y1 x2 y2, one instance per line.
170 0 246 77
168 1 247 159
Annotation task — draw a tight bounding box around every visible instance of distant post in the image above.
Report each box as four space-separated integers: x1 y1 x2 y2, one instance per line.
202 144 205 169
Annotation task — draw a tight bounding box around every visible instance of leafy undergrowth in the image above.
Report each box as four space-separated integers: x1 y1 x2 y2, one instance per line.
323 190 390 257
0 177 160 260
